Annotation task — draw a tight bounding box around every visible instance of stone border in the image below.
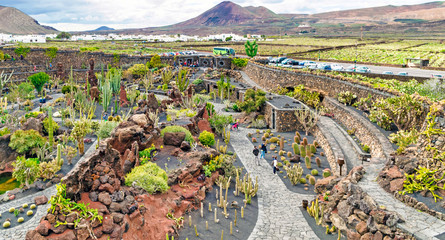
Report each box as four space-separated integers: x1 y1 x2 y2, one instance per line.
393 191 445 221
323 97 395 160
313 120 342 176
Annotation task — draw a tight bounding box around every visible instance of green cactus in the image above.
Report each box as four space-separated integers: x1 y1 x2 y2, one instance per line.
101 79 112 113
323 169 332 178
284 163 303 185
56 144 63 167
310 144 316 154
313 140 319 148
270 137 279 143
295 131 301 139
305 156 312 169
244 40 258 58
279 137 284 151
292 143 300 155
300 145 306 158
47 106 54 147
315 157 321 168
176 68 190 92
264 132 270 138
306 145 313 157
309 176 316 185
287 152 292 158
302 137 308 146
311 169 319 176
300 178 307 184
294 135 301 143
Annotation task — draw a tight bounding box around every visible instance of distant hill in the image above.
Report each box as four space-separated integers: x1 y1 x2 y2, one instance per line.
94 26 115 31
0 5 57 34
113 1 445 36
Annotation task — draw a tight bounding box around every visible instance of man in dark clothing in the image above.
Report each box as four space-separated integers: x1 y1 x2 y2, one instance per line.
253 146 260 166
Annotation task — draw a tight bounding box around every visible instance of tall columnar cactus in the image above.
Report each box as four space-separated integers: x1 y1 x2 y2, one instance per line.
48 107 54 147
101 80 112 114
309 175 316 185
294 135 300 143
300 145 306 158
305 156 312 169
292 143 300 155
108 68 122 112
302 137 308 146
279 137 284 151
56 144 63 167
176 68 190 92
315 157 321 168
244 40 258 58
310 144 317 154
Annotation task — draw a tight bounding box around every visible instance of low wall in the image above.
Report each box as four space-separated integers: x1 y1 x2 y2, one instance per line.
313 123 342 176
323 97 395 159
244 62 395 101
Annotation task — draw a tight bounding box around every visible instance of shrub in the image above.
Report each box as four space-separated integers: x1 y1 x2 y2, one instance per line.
7 81 35 102
125 162 168 194
389 128 419 154
139 144 157 165
39 159 61 181
0 127 10 137
362 144 370 153
209 113 233 135
231 58 248 68
337 91 357 105
232 103 240 112
192 79 203 85
62 85 77 94
28 72 49 95
237 89 266 114
12 156 40 188
96 121 119 139
161 126 194 144
147 54 162 69
127 64 147 79
250 119 267 129
199 131 215 146
9 129 46 155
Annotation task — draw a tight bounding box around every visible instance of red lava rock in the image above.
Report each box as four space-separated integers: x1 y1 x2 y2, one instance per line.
47 229 76 240
25 230 46 240
34 195 48 205
129 210 145 229
98 192 112 206
386 166 403 179
373 231 383 240
8 194 15 200
347 230 361 240
51 224 67 234
356 220 369 235
102 216 114 234
197 119 212 133
93 226 103 238
99 183 115 193
389 178 405 192
163 132 186 147
36 220 51 236
110 224 124 239
119 85 130 107
171 148 183 157
361 233 373 240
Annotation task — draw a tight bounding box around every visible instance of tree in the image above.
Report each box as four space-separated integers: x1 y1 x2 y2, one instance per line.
245 40 258 58
225 36 233 42
56 32 72 40
28 72 49 96
294 107 320 136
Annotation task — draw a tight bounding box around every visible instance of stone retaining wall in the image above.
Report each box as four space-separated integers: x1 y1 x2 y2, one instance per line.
323 97 395 159
244 62 395 101
313 124 340 176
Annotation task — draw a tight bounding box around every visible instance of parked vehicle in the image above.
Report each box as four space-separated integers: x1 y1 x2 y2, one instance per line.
282 59 299 67
316 63 332 70
382 71 394 75
356 66 371 73
345 65 357 72
213 47 235 56
300 60 317 66
397 72 408 76
331 64 344 71
431 74 444 79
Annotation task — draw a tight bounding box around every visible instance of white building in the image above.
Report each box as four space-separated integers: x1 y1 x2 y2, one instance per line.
0 33 47 43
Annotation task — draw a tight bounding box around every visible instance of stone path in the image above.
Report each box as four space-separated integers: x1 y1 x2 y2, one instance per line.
239 71 266 91
230 128 319 240
358 163 445 240
0 138 98 239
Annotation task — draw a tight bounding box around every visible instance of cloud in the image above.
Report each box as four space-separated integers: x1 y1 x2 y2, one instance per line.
0 0 436 31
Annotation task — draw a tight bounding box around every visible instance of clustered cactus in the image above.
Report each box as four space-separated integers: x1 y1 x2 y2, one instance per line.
284 163 304 185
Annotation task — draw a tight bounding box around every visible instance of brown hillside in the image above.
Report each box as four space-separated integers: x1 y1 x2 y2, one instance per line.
0 5 57 34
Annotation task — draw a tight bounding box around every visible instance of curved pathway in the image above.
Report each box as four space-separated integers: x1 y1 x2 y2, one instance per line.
0 139 98 239
231 128 319 240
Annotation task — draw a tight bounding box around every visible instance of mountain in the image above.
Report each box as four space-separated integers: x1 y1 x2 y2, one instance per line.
111 1 445 36
0 5 57 34
94 26 115 31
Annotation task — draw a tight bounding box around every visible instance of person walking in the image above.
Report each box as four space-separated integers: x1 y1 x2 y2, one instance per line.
272 156 278 174
260 142 267 159
253 146 260 166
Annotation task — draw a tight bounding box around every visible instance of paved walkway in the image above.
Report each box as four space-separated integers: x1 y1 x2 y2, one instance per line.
0 139 98 239
231 128 319 240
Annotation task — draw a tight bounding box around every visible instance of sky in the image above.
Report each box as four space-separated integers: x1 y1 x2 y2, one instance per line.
0 0 436 31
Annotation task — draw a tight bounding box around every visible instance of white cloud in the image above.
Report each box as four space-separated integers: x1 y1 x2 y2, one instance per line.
3 0 437 31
